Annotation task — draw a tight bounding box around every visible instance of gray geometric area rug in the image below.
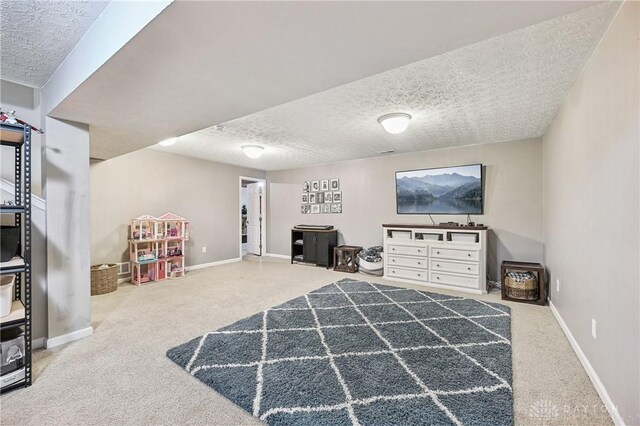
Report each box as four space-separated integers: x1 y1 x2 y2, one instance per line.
167 278 513 426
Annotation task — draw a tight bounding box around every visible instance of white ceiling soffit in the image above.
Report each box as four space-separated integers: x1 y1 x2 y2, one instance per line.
47 0 604 160
153 1 620 171
0 0 109 88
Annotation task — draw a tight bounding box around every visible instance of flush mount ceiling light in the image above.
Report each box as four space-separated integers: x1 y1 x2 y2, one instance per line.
158 137 177 147
242 145 265 159
377 113 412 134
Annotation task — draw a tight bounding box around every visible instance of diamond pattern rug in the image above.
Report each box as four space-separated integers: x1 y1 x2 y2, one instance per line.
167 278 513 425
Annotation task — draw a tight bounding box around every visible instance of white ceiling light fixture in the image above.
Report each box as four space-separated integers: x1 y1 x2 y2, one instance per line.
377 113 412 134
158 137 177 147
242 145 265 159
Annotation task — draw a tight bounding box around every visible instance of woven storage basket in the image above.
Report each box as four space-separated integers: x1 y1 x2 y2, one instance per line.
91 264 118 295
505 271 538 300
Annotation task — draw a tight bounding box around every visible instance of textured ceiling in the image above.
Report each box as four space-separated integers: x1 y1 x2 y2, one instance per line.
153 2 619 171
0 0 109 87
49 1 602 160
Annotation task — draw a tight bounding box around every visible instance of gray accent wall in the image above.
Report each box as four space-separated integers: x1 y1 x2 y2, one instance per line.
90 149 266 267
267 138 543 281
543 1 639 423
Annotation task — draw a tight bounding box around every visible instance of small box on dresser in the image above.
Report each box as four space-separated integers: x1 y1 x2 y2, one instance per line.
382 224 488 294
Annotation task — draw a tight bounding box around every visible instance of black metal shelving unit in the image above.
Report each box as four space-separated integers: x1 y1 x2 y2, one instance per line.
0 122 32 393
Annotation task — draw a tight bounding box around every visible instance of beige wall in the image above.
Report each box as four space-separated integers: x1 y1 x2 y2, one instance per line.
90 149 265 267
543 2 639 424
267 138 543 280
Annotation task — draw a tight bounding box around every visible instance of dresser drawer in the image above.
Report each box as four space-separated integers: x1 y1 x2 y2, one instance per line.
387 267 428 281
431 259 479 275
388 245 427 256
431 272 480 289
430 246 479 261
388 255 428 269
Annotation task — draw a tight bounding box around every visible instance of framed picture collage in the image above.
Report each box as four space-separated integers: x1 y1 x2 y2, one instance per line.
301 178 342 214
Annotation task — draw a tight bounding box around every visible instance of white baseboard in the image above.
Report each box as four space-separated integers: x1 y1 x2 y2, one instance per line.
186 257 241 271
32 337 46 349
45 326 94 349
263 253 290 260
549 301 623 425
117 277 130 284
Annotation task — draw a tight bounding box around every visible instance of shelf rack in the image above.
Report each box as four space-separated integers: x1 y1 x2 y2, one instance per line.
0 122 32 393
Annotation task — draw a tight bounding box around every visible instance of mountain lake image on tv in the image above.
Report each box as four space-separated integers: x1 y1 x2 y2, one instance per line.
396 164 483 214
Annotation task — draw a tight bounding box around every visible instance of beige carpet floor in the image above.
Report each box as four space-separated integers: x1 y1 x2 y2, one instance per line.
1 256 612 425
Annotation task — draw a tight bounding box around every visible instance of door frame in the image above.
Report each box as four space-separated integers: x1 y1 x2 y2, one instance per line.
239 176 267 258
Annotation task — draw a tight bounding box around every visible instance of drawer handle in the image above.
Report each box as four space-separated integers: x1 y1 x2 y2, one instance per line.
468 254 471 257
392 248 396 251
436 276 440 280
436 251 440 254
392 270 396 274
417 273 422 277
392 259 396 262
417 249 422 253
467 267 471 270
417 262 421 265
436 264 440 267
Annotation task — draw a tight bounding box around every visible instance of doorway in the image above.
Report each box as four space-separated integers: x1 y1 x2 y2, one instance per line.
239 177 266 258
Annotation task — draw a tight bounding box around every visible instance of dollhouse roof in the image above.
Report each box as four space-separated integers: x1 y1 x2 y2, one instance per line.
135 214 159 220
158 212 187 221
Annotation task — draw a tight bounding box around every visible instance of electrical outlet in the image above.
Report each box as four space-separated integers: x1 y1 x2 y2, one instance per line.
202 247 207 253
592 319 597 339
556 278 560 292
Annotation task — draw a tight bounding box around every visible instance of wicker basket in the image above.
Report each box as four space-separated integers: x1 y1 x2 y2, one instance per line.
505 271 538 300
91 264 118 296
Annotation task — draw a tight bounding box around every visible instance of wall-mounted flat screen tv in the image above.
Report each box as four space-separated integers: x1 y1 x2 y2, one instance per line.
396 164 483 214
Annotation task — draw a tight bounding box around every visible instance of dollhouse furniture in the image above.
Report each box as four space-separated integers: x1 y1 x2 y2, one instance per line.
131 214 158 240
129 213 190 285
158 212 190 239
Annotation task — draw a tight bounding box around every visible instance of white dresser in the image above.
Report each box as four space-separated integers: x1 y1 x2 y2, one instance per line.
382 224 488 294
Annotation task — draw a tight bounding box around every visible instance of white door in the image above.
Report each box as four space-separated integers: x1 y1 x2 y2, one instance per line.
246 183 262 255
